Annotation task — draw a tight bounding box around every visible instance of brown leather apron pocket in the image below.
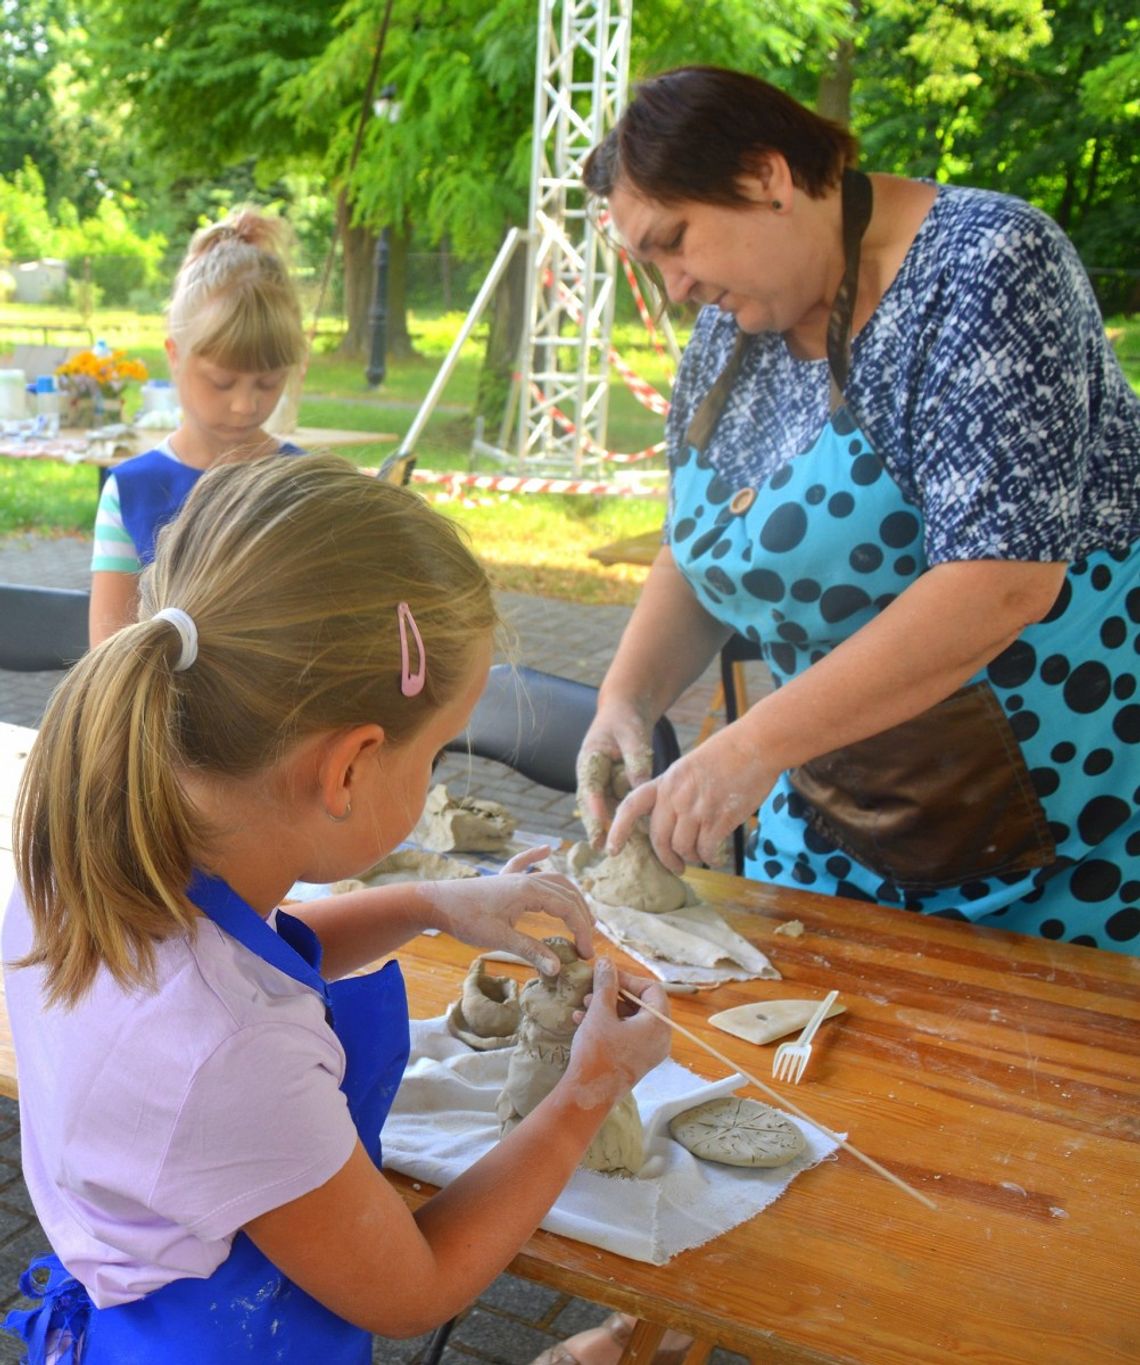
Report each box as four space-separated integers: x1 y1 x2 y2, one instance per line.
788 681 1055 893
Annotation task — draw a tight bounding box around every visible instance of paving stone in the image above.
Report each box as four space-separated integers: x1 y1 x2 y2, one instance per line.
449 1305 554 1362
473 1273 562 1324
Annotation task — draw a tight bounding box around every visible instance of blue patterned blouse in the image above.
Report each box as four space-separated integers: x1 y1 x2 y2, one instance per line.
665 184 1140 565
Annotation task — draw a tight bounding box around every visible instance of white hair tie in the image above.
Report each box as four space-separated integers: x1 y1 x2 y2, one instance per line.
154 607 199 672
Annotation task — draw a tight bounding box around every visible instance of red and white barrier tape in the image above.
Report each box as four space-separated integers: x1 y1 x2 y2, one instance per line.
523 375 665 464
540 268 672 422
409 468 665 498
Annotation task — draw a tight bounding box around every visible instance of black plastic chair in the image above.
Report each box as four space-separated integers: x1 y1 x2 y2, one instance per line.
0 583 90 672
443 663 681 791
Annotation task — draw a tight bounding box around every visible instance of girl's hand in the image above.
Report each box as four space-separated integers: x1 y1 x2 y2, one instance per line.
607 724 780 873
422 846 593 974
566 959 671 1097
575 703 656 850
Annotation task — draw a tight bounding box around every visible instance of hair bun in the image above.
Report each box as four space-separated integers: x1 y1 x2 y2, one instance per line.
187 208 292 264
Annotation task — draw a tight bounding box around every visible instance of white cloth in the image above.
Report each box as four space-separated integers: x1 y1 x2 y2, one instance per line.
382 1016 839 1265
591 898 781 986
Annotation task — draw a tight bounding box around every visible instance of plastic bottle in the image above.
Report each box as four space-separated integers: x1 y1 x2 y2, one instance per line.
32 376 62 438
0 370 28 421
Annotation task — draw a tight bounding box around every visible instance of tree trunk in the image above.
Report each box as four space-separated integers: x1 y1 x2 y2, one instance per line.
817 35 855 126
477 233 528 431
338 192 375 360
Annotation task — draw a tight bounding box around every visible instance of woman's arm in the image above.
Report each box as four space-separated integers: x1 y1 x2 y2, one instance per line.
89 570 140 646
291 853 594 980
611 558 1068 869
595 545 732 723
244 961 670 1338
577 545 731 842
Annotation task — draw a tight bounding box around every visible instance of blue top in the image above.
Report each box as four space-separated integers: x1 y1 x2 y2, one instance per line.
112 442 304 568
666 184 1140 565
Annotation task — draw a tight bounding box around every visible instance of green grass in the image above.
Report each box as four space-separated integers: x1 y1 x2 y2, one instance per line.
3 304 1136 607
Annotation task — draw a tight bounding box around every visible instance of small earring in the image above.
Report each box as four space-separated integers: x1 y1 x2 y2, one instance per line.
770 199 783 211
327 801 352 824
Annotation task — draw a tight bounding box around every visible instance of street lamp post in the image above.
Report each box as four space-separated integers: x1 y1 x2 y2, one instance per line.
366 84 399 390
366 227 390 388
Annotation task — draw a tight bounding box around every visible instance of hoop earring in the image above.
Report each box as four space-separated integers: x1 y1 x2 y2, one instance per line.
326 801 352 824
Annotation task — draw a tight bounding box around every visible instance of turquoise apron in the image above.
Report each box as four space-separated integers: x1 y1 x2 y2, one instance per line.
669 171 1140 951
5 870 411 1362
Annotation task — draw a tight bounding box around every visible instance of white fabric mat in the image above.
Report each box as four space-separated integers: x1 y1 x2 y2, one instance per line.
382 1016 840 1265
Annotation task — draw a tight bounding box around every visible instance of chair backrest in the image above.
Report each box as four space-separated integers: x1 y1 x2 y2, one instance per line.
0 583 90 672
444 663 681 794
8 344 74 382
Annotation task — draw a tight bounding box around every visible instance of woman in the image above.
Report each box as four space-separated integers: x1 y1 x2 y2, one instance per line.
576 65 1140 956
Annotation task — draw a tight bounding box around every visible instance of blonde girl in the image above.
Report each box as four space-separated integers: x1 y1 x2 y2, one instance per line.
5 453 669 1364
89 208 308 645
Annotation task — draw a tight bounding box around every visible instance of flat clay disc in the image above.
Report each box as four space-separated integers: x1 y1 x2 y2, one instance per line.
669 1096 806 1168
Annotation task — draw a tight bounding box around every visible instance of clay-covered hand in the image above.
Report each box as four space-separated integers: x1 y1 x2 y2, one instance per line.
606 724 780 874
575 702 656 850
423 846 594 974
566 958 671 1095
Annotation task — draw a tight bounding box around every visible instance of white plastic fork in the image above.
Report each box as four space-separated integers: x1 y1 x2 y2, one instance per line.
771 989 840 1084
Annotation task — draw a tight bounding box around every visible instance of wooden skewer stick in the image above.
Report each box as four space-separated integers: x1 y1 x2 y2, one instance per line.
620 987 938 1212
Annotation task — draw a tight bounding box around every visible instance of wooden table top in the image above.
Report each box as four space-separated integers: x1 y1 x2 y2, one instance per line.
0 426 397 468
1 721 1138 1361
587 526 663 568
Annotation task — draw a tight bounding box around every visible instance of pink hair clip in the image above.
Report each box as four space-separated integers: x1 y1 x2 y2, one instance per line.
397 601 426 697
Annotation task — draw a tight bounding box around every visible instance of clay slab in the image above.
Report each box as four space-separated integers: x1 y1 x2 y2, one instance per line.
709 997 846 1045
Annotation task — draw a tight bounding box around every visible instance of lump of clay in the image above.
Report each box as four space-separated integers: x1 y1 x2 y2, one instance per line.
580 829 688 914
414 783 517 853
496 938 644 1175
669 1097 805 1168
361 848 480 885
446 957 520 1051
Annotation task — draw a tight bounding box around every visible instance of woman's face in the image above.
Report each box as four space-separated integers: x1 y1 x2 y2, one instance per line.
607 177 826 337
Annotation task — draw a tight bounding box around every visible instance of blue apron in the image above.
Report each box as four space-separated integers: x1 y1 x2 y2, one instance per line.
670 171 1140 951
5 871 410 1362
117 443 304 566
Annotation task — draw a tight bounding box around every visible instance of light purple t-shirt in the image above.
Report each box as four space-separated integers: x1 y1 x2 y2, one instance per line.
2 884 358 1309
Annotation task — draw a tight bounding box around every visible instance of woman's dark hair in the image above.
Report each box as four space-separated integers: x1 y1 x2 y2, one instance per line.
584 65 857 205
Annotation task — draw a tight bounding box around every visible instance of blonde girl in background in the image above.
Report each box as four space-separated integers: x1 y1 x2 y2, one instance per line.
5 453 670 1364
88 209 308 645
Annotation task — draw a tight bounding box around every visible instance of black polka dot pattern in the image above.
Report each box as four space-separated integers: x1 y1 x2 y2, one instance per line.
668 397 1140 953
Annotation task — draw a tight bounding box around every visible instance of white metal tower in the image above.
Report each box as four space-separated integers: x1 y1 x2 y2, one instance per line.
392 0 633 479
511 0 632 474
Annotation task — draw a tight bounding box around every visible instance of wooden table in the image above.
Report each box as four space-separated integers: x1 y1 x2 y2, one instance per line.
587 526 663 568
1 721 1138 1361
0 426 398 473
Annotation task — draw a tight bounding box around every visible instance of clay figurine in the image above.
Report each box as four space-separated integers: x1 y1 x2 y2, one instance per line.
446 957 521 1051
496 938 644 1174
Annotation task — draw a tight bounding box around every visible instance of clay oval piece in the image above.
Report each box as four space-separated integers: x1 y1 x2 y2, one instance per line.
669 1096 806 1168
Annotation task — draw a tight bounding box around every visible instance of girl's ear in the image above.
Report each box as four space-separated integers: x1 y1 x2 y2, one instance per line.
164 337 179 372
318 724 385 822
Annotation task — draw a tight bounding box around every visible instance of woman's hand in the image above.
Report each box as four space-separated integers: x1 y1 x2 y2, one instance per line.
422 846 594 974
607 723 780 873
566 958 672 1096
575 701 657 850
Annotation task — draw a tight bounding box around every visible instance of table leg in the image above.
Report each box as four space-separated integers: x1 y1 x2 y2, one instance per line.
617 1320 716 1365
617 1319 666 1363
